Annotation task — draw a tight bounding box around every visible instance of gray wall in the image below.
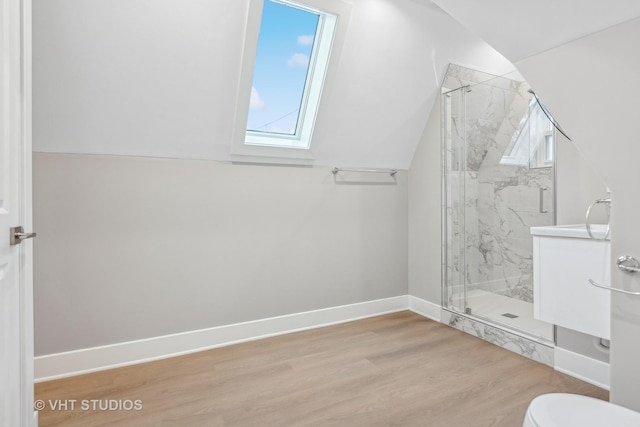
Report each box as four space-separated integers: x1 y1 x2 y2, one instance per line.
555 128 610 363
33 153 408 355
408 96 442 303
517 17 640 409
556 133 609 225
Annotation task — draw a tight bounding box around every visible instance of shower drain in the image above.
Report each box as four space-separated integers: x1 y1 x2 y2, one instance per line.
501 313 519 319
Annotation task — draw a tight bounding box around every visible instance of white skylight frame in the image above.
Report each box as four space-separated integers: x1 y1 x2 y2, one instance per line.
232 0 351 164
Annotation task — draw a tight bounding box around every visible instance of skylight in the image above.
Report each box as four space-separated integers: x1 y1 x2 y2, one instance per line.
245 0 336 150
246 1 320 137
232 0 350 163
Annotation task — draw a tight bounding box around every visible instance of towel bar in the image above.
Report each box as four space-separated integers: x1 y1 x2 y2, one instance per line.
588 279 640 296
332 167 397 176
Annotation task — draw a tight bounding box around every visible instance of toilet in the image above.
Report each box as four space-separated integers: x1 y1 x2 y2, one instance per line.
523 393 640 426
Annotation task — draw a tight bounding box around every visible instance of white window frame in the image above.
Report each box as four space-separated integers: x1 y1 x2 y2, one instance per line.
500 97 555 168
231 0 351 165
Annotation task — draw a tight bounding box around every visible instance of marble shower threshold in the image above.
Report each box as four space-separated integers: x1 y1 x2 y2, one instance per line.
441 309 554 367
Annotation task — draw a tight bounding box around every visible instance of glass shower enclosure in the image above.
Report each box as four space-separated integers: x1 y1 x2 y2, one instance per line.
441 65 554 343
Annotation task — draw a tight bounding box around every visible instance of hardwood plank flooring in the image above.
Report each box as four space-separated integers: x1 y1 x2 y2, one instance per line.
35 311 608 426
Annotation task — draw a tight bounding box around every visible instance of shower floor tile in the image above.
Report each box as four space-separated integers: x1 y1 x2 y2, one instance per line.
452 290 554 342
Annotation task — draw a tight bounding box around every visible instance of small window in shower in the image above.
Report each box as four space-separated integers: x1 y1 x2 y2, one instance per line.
500 96 554 168
544 133 554 163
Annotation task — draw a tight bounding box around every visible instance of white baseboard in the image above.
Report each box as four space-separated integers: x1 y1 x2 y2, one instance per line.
408 296 441 322
35 294 609 390
554 347 610 390
35 295 409 382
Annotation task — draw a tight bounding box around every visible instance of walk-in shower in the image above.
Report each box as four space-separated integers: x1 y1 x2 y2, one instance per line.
441 64 555 344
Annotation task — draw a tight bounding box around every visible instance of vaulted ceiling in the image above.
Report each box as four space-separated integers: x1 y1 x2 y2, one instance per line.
38 1 639 170
33 0 515 170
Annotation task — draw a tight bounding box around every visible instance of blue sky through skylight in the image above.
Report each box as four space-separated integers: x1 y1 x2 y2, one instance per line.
247 1 319 135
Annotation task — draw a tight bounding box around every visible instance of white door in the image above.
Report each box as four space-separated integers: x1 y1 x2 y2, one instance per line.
0 0 35 425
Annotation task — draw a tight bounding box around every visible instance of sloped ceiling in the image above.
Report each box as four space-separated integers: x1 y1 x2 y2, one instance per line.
312 0 515 169
33 0 515 170
430 0 640 62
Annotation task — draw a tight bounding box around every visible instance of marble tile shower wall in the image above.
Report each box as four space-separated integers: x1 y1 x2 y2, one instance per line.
443 65 553 304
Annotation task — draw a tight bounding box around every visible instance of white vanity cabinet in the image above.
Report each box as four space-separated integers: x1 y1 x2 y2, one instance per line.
531 224 610 339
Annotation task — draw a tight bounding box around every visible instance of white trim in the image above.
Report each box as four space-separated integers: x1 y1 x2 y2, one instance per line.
554 347 610 390
408 296 441 322
35 296 408 382
33 294 612 391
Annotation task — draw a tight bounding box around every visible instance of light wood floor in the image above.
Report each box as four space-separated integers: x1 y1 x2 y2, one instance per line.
35 311 608 426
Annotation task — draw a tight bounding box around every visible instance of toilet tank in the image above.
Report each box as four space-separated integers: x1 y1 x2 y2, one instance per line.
531 224 610 339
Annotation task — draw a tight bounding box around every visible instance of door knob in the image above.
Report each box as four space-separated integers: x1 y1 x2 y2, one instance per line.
10 226 37 246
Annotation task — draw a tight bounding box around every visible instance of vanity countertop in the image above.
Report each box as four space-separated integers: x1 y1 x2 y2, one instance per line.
530 224 610 240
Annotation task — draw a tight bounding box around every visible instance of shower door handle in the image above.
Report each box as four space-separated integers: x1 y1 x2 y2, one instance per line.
539 187 548 213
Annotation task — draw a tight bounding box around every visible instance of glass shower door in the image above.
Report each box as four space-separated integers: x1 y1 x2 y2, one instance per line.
442 69 555 342
442 86 468 315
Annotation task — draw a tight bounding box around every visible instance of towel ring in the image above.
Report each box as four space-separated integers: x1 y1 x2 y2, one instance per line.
585 198 611 240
